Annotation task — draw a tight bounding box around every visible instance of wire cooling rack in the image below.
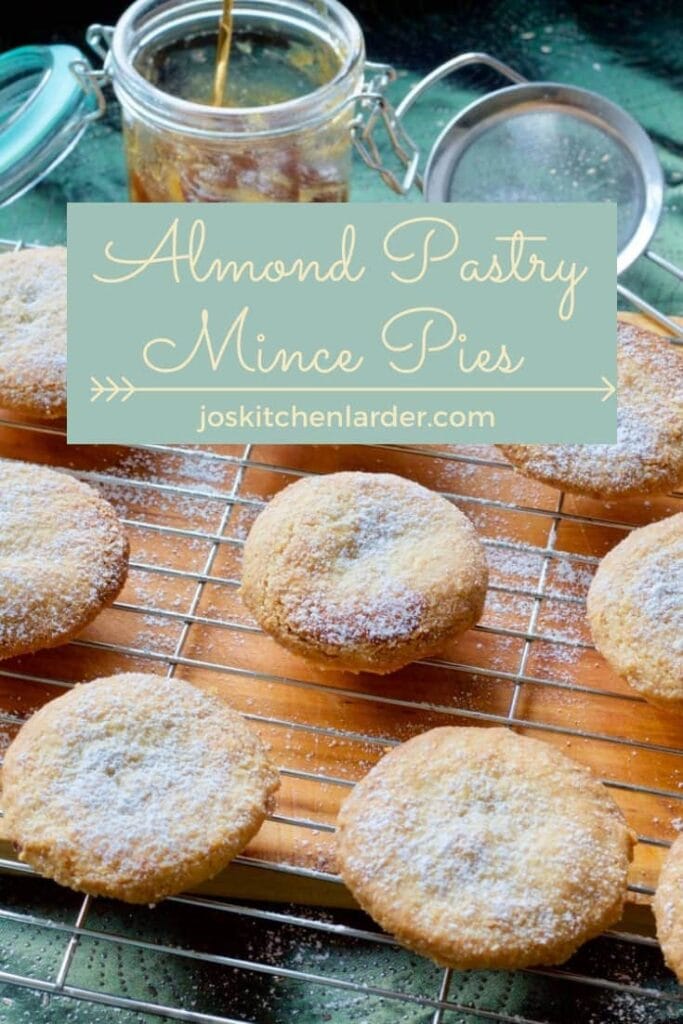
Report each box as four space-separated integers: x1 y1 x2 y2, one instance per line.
0 245 683 1023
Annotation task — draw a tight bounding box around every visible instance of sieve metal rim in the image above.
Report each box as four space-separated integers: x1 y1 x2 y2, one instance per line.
421 80 665 277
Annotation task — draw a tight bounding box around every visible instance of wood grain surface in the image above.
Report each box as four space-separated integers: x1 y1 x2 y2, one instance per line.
0 313 681 930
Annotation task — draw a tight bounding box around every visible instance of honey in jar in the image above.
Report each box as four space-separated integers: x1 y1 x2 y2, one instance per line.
109 0 364 203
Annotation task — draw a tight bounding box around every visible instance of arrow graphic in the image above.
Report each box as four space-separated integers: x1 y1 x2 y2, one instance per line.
90 376 136 403
599 376 616 402
90 376 616 403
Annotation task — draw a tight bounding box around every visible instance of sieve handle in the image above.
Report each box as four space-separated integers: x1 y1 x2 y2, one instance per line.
618 277 683 343
395 52 527 123
396 52 527 193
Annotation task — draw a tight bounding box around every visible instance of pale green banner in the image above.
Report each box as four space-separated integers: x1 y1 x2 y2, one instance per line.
67 202 616 443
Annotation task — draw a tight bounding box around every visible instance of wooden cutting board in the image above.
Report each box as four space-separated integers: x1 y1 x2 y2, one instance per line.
0 312 681 928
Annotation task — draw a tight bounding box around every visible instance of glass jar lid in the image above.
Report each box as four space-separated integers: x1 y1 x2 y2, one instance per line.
0 44 100 206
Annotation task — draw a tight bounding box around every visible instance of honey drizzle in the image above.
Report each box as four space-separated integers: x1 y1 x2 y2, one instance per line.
212 0 234 106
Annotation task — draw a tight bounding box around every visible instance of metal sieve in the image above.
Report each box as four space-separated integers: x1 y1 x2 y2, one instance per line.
355 52 682 338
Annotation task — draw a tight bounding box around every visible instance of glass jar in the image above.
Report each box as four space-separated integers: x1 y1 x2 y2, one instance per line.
103 0 366 202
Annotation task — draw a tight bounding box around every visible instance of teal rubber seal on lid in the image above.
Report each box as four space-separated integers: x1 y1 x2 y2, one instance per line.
0 44 99 206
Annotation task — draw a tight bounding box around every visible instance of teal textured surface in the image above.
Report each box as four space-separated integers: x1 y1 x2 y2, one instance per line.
0 4 681 1022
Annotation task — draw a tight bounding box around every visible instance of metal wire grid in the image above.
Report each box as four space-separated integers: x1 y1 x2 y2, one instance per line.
0 237 681 1021
0 429 681 1022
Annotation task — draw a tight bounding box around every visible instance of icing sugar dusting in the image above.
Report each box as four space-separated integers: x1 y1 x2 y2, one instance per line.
634 543 683 657
0 459 128 650
383 779 607 933
6 675 275 881
0 247 67 411
523 407 664 482
283 580 426 646
340 731 631 959
509 323 683 493
279 481 438 647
